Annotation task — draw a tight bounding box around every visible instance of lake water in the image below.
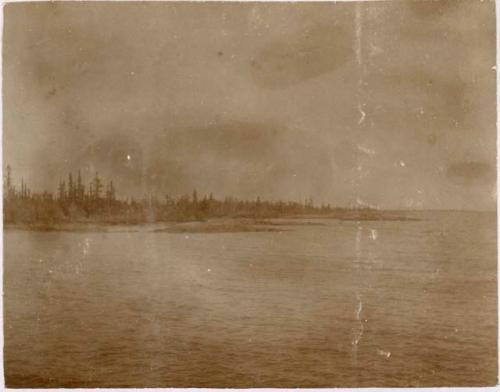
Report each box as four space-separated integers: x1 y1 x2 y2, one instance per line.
4 211 497 387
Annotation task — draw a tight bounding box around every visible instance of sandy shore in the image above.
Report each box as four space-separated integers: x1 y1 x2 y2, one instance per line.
4 212 420 233
4 218 324 234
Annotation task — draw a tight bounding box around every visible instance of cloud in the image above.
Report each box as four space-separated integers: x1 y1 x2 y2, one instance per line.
446 161 495 187
249 24 353 89
406 0 459 19
42 121 334 201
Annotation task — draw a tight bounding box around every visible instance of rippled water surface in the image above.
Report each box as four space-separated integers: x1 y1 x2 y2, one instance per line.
4 211 497 387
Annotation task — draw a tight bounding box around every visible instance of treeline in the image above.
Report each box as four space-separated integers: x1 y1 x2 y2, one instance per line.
4 165 334 225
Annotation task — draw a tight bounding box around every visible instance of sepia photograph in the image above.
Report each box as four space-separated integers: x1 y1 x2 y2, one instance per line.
2 0 498 388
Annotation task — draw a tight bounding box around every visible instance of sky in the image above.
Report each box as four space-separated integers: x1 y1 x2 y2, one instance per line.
3 1 497 210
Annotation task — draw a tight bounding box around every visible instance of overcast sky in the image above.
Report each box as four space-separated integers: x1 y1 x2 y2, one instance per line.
4 1 496 210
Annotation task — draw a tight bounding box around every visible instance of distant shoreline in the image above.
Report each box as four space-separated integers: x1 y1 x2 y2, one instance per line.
3 210 427 233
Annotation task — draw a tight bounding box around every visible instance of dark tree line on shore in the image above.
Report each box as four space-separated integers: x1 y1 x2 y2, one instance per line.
4 165 335 225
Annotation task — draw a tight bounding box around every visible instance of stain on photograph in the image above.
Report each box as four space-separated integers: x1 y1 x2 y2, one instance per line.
3 1 497 387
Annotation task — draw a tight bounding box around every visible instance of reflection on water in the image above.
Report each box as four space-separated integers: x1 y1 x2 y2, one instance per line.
4 211 497 387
